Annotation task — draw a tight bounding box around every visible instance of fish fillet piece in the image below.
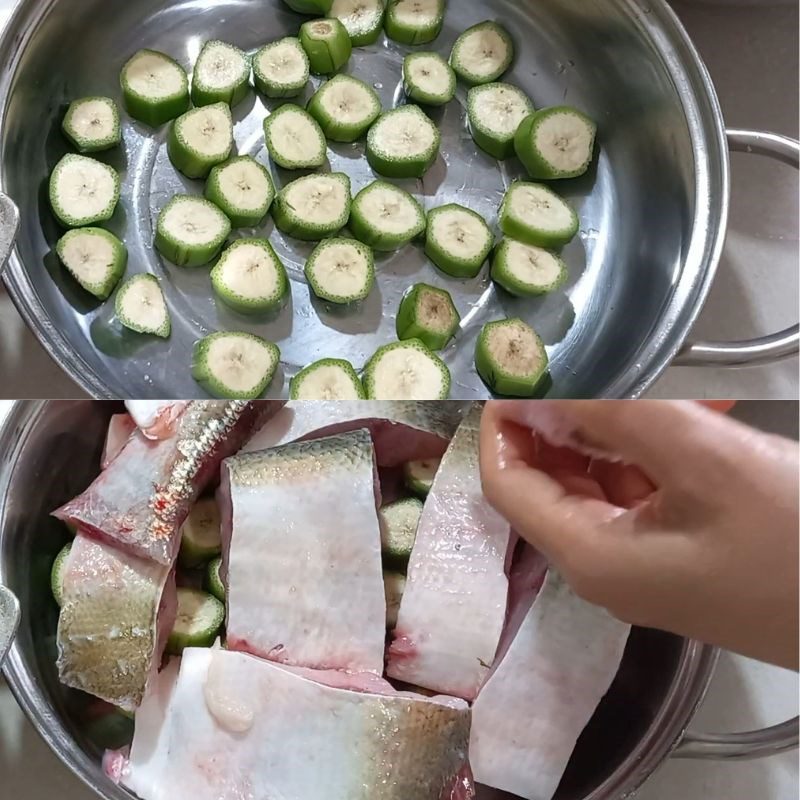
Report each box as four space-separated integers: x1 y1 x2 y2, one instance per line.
101 414 136 469
125 401 188 440
222 429 386 673
54 401 280 565
124 648 473 800
387 404 513 700
243 400 463 466
56 534 176 711
470 570 631 800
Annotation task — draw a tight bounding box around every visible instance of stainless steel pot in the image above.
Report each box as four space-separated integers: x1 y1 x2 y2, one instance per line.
0 0 797 399
0 400 796 800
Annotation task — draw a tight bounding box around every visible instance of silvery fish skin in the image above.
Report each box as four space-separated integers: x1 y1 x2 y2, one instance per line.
470 570 631 800
54 401 281 565
124 648 474 800
56 534 176 711
387 404 513 700
243 400 465 466
222 429 386 673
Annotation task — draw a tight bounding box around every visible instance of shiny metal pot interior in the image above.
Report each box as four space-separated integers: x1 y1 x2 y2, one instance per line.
0 401 797 800
0 0 796 399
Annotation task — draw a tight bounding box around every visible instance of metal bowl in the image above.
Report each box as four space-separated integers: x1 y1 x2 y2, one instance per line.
0 400 796 800
0 0 796 399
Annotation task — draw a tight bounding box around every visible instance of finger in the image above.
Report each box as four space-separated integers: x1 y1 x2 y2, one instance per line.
535 438 591 473
480 404 624 566
589 460 657 508
486 400 742 490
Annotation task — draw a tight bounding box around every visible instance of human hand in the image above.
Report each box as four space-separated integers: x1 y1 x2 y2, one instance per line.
480 401 799 670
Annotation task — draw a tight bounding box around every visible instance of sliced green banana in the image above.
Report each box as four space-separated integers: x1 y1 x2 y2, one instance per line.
450 21 514 85
475 317 549 397
364 339 451 400
51 542 72 607
211 238 289 314
205 556 226 602
62 96 121 153
155 195 231 267
366 104 441 179
385 0 445 45
305 237 375 304
403 52 456 106
514 106 597 180
205 156 275 229
166 588 225 654
115 274 171 338
396 282 460 351
403 457 440 497
56 228 127 300
179 497 222 568
192 331 281 399
49 154 120 228
289 358 366 399
491 238 567 297
168 102 234 179
349 180 425 252
273 172 351 240
253 37 310 99
300 18 352 75
328 0 385 46
192 40 251 108
468 82 533 160
425 203 493 278
384 571 407 630
120 49 190 127
263 104 327 170
498 182 579 249
282 0 334 12
307 74 381 143
379 496 423 571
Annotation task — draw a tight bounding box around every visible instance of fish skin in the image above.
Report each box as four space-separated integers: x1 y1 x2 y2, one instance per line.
469 570 631 800
124 648 473 800
242 400 466 466
54 401 282 565
101 414 136 469
387 403 513 700
222 429 387 673
56 534 175 711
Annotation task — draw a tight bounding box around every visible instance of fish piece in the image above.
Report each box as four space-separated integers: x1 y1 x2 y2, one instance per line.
243 400 464 466
101 414 136 469
124 647 473 800
54 401 280 565
470 570 631 800
125 401 188 440
222 429 386 673
387 404 513 700
56 534 176 711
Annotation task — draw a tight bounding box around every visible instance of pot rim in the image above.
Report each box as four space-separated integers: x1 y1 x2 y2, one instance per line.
0 400 721 800
0 0 730 399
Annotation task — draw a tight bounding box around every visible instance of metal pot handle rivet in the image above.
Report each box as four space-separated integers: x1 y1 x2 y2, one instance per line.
0 584 20 668
0 192 20 277
674 715 799 760
674 129 800 368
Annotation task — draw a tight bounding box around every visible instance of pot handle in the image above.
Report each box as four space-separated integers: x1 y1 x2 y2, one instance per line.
0 584 20 668
674 716 799 761
0 191 20 276
673 128 799 367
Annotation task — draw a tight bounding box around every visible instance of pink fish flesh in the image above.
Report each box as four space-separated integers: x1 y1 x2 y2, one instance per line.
222 429 386 673
125 401 188 440
54 401 281 565
56 534 176 711
124 647 473 800
243 400 463 466
387 404 513 700
469 570 631 800
101 414 136 469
